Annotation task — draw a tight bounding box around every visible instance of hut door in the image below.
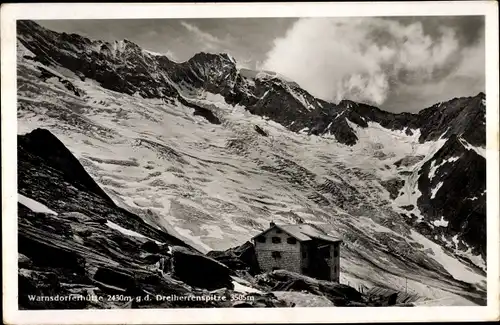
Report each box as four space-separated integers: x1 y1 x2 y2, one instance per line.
308 244 331 281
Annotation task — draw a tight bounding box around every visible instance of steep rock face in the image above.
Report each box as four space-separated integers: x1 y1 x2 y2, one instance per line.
19 128 114 204
17 20 179 99
416 93 486 146
168 52 240 93
416 135 486 256
18 128 191 246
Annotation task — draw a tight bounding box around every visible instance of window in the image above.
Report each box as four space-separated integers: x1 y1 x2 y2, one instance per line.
272 236 281 244
271 251 282 259
256 236 266 243
286 237 297 245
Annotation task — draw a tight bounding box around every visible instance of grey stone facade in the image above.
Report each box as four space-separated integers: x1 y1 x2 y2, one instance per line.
253 224 341 282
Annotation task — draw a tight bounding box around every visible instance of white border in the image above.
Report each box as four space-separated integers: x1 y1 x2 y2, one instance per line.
1 2 499 324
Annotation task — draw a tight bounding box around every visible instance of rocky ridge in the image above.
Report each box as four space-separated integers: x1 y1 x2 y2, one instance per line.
17 20 485 147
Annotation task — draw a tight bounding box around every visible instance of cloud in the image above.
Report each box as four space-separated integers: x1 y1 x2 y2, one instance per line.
262 17 484 111
383 30 485 112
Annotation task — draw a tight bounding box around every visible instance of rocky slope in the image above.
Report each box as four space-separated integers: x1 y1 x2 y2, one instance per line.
16 20 487 306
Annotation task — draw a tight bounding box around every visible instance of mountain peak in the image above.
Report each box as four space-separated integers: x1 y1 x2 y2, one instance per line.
338 99 359 109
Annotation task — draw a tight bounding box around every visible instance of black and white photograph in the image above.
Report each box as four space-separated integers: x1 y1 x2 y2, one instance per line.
2 2 499 324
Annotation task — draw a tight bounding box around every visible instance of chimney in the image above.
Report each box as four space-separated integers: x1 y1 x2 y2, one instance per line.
270 221 276 228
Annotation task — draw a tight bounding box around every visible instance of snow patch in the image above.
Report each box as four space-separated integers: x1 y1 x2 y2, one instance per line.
255 70 294 83
430 182 443 199
428 156 460 181
456 246 486 271
106 220 163 245
428 160 439 180
18 193 58 215
432 216 449 227
232 281 263 294
458 137 485 158
410 230 485 285
143 49 177 62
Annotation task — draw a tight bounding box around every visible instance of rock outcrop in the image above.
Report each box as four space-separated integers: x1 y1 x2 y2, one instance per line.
207 241 260 275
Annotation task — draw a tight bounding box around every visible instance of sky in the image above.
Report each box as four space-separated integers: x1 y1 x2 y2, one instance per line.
36 16 485 113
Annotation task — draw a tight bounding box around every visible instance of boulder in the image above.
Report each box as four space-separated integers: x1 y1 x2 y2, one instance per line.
262 270 364 305
140 240 160 254
171 246 232 290
92 266 139 295
18 268 87 309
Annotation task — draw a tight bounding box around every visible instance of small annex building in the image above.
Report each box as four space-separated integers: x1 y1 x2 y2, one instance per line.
252 221 342 282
